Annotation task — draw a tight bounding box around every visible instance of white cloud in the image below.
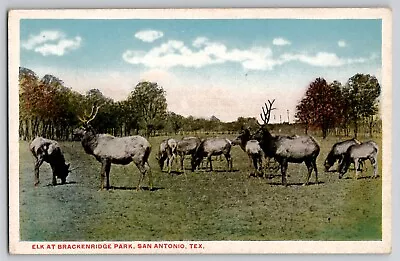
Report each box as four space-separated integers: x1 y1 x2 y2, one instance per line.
123 37 371 71
134 30 164 42
272 37 291 46
22 30 82 56
338 40 347 47
22 30 65 50
123 39 273 70
34 37 82 56
192 37 209 48
280 52 367 67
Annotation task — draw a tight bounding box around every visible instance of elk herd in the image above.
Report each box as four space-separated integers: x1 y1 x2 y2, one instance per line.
29 100 380 190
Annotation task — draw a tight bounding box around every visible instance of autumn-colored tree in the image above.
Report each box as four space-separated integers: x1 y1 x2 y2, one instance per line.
295 78 344 138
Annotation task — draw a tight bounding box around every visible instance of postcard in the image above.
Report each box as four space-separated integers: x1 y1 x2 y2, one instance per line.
8 8 392 254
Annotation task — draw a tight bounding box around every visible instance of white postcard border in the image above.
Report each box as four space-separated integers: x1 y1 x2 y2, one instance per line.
8 8 392 254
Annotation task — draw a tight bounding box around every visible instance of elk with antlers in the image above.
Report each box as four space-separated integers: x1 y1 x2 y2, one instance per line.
253 99 320 186
73 104 153 191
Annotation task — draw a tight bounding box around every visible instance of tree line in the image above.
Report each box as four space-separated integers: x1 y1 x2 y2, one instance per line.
295 74 381 139
18 67 261 141
19 67 381 141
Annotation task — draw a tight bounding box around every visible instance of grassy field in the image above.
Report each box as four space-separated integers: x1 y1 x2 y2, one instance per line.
18 134 382 241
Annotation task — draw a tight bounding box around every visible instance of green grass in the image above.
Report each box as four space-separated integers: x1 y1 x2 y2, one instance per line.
18 134 382 241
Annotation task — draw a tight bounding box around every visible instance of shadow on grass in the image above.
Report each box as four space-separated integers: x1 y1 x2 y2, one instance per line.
325 169 338 173
342 175 380 180
267 181 325 186
109 186 164 191
212 169 240 173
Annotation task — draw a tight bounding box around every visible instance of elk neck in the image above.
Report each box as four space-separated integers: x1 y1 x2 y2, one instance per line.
258 127 278 157
81 128 99 155
239 131 251 151
48 148 67 171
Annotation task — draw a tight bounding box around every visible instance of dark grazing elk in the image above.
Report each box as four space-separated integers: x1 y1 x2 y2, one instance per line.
73 105 153 191
232 128 264 177
338 141 379 179
29 137 70 186
176 136 201 173
191 138 233 172
253 99 320 186
156 138 177 174
324 138 362 172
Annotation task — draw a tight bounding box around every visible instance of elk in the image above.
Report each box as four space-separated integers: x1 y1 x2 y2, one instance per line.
176 136 202 173
156 138 177 174
324 138 362 172
338 141 378 179
29 137 70 186
253 99 320 186
191 138 233 172
232 128 264 177
74 105 153 191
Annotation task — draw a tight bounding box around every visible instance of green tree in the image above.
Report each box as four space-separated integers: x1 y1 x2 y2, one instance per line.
127 81 167 137
343 74 381 138
81 89 116 134
166 112 185 134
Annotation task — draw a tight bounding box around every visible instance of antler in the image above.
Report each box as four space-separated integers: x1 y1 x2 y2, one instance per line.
260 99 276 125
86 105 101 125
78 104 103 125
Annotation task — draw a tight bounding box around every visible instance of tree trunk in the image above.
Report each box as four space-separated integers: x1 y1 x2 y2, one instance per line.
353 120 358 139
369 120 374 138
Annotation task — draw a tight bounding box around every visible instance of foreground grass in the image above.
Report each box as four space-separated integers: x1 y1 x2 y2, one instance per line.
18 135 382 241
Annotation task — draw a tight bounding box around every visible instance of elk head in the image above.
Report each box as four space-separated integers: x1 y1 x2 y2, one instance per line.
231 127 251 149
57 162 70 184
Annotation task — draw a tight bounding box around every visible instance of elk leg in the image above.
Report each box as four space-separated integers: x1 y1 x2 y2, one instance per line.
312 159 319 185
34 157 44 186
168 153 175 175
180 155 185 173
145 162 153 190
258 156 264 178
135 161 151 191
337 156 344 171
252 156 259 177
225 154 232 172
50 165 57 186
281 160 288 186
100 160 107 190
105 161 111 189
370 156 378 178
208 156 213 172
354 159 359 180
303 161 313 186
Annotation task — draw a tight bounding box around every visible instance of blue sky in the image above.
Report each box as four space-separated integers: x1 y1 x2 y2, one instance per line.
20 19 382 122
